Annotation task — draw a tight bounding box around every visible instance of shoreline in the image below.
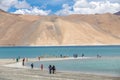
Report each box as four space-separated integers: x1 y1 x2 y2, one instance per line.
2 57 92 68
1 57 120 78
0 44 120 47
0 57 120 80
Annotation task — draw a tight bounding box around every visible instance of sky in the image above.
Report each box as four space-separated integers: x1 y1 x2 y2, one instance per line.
0 0 120 15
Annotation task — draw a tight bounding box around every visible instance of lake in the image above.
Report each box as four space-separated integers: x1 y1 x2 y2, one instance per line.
26 57 120 76
0 45 120 58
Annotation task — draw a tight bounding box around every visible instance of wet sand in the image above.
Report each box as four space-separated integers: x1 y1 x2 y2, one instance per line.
0 58 120 80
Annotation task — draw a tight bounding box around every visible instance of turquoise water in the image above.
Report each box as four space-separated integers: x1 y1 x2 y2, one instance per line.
26 57 120 76
0 45 120 58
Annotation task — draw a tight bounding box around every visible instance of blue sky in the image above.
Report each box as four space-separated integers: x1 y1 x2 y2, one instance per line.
25 0 74 14
0 0 120 15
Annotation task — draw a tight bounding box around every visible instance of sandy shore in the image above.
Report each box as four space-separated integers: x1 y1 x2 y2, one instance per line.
0 57 120 80
2 57 92 69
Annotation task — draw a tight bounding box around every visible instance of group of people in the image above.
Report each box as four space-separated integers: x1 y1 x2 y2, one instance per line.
30 63 56 74
73 54 78 58
30 63 43 70
48 65 56 74
97 54 101 58
15 57 26 66
73 53 85 58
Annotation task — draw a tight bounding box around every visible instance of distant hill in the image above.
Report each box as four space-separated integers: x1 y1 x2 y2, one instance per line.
0 9 5 12
114 11 120 15
0 10 120 46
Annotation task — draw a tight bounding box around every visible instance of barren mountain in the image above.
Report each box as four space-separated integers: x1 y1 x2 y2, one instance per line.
114 11 120 15
0 10 120 46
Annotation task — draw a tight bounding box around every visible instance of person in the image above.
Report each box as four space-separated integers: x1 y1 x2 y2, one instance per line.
38 56 40 61
41 64 43 70
48 65 52 74
97 54 101 58
52 65 56 74
31 63 34 69
60 54 62 58
73 54 78 58
16 58 19 62
82 53 84 57
22 58 25 66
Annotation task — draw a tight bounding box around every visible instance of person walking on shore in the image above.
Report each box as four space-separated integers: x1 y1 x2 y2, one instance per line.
41 64 43 70
31 63 34 69
52 65 56 74
22 58 25 66
48 65 52 74
16 58 19 62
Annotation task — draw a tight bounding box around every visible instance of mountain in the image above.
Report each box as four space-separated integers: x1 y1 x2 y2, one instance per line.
0 10 120 46
114 11 120 15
